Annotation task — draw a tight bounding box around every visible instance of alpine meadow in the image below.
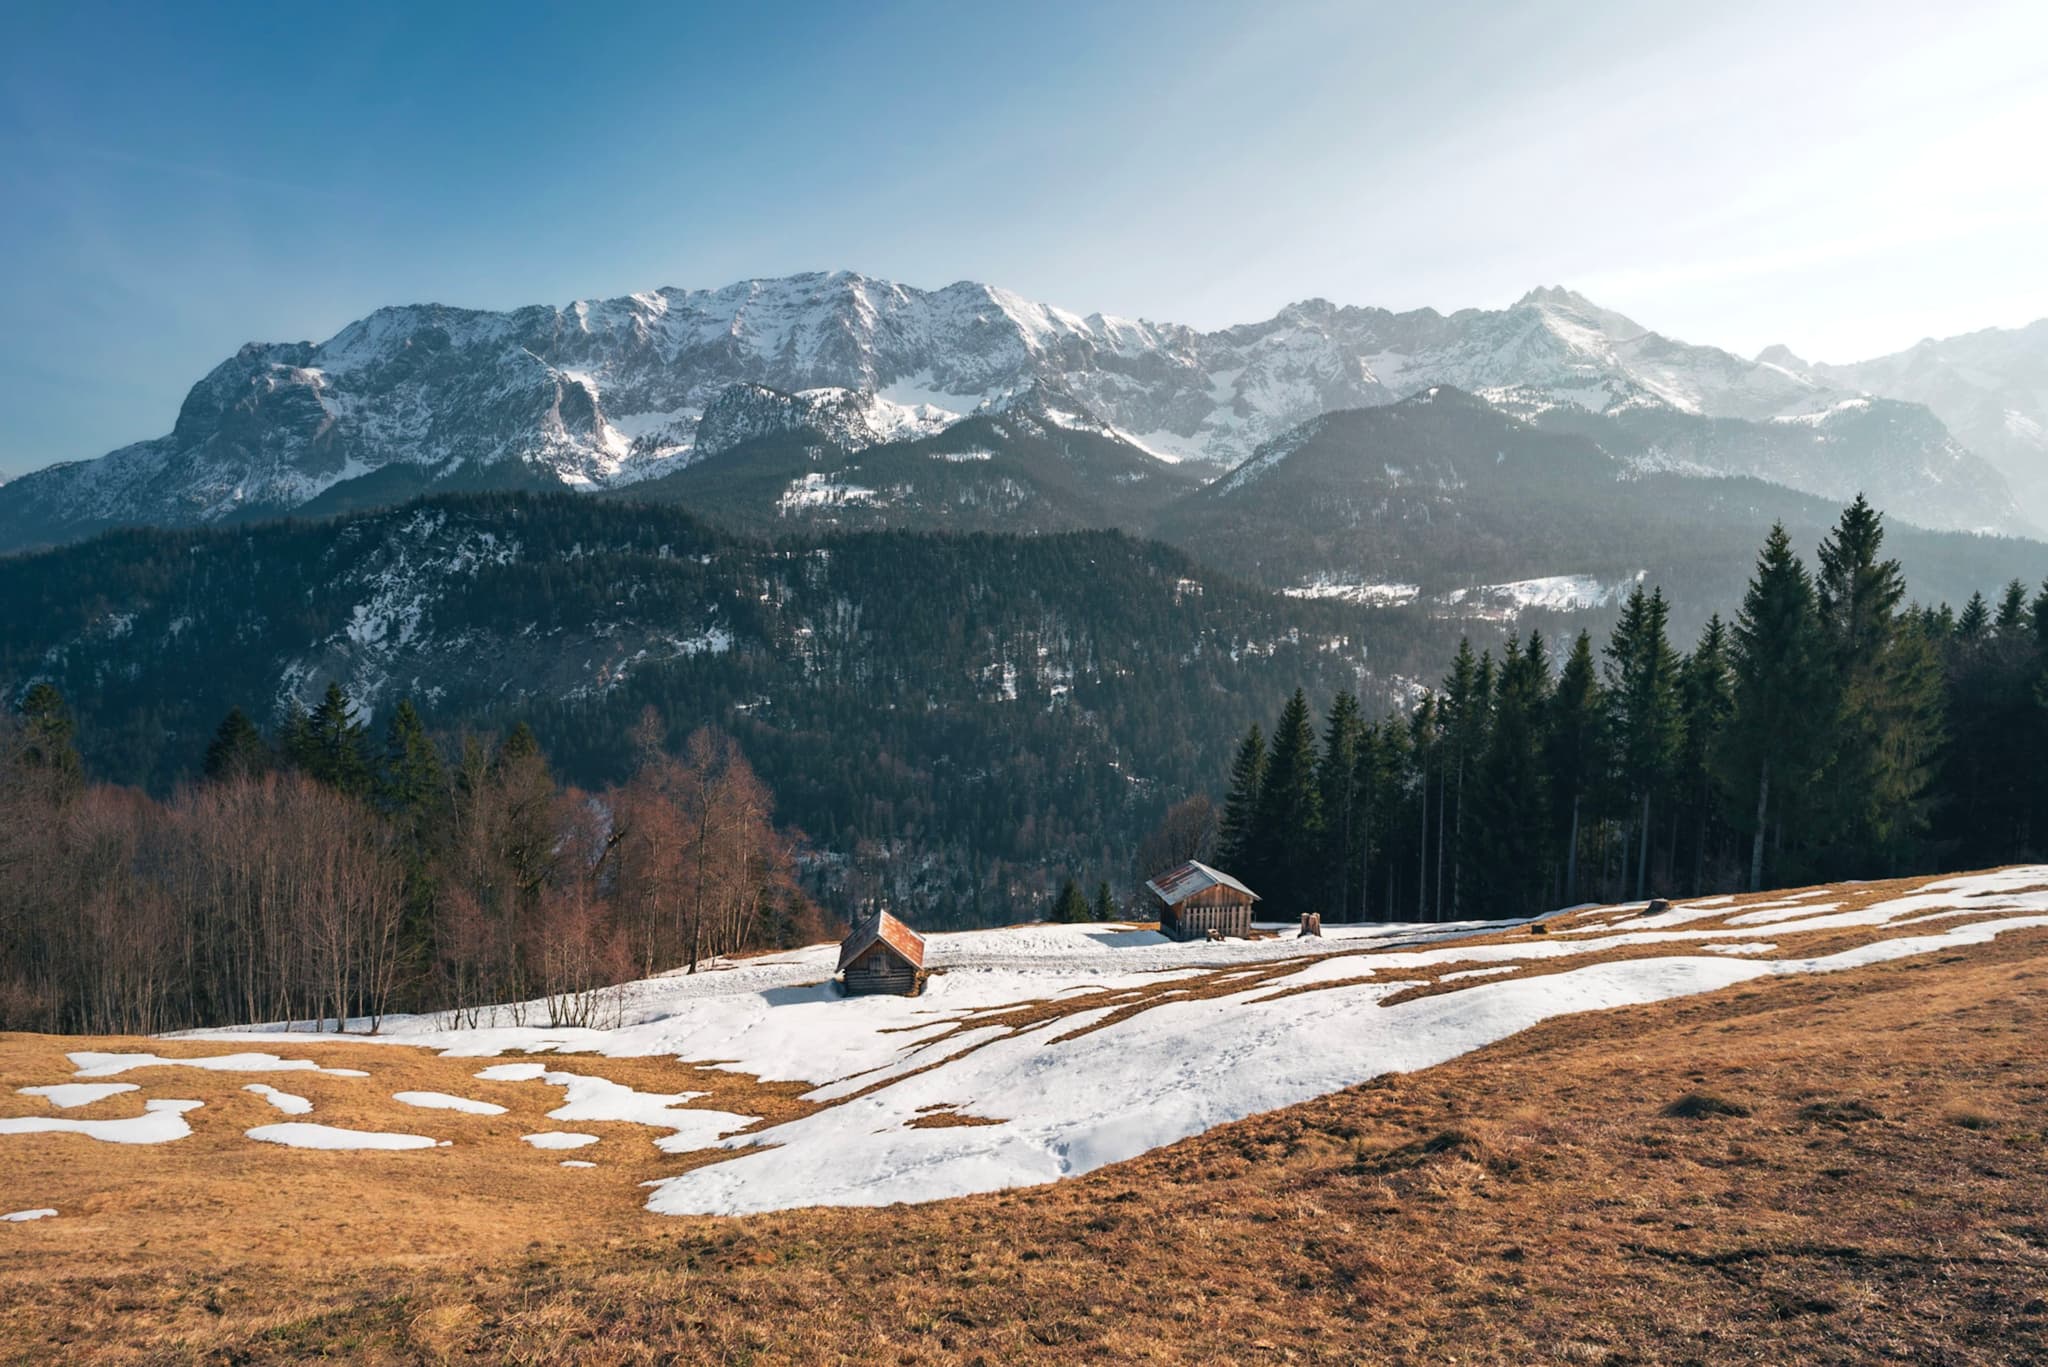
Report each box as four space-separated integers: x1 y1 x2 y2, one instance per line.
5 4 2048 1363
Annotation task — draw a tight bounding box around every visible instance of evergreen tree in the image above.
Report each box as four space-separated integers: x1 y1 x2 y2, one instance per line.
18 682 83 787
1677 616 1735 888
1545 631 1605 903
1215 724 1267 878
1957 591 1990 644
1318 691 1365 921
379 700 446 813
1093 880 1117 923
1815 496 1941 870
1604 586 1685 898
1255 690 1325 914
1408 695 1439 919
1472 633 1550 917
297 682 372 795
1718 524 1827 890
1439 641 1488 919
1053 877 1090 924
203 707 271 781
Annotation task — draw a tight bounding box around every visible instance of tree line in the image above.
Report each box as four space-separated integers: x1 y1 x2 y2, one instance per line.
0 684 830 1036
1213 498 2048 921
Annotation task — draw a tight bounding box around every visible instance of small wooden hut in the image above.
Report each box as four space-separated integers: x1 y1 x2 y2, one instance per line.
837 909 926 995
1145 860 1259 941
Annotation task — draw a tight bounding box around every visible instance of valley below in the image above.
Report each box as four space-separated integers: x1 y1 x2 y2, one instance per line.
5 868 2047 1363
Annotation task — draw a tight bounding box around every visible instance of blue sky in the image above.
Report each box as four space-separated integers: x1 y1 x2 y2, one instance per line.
3 0 2045 478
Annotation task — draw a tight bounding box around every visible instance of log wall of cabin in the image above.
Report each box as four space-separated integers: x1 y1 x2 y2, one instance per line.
843 944 920 995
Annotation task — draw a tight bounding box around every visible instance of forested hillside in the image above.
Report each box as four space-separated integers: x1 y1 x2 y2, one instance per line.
0 493 1467 924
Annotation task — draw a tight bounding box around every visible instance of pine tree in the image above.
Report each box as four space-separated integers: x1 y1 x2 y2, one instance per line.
18 683 83 787
1215 724 1267 878
1472 634 1550 917
1409 695 1438 919
1318 692 1365 921
1093 881 1117 923
1439 641 1488 919
1255 690 1325 915
1815 496 1940 870
1677 616 1735 888
1718 524 1826 890
298 682 371 795
1958 591 1990 643
379 700 446 813
1053 877 1090 923
203 706 271 781
1545 631 1605 903
1604 586 1685 899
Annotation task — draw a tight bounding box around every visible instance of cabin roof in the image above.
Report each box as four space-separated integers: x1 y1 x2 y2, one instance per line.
837 909 927 973
1144 859 1260 906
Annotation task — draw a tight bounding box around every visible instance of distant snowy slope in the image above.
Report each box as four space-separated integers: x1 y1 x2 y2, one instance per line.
1772 319 2048 523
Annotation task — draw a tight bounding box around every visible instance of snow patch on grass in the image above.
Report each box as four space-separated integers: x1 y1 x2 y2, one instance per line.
245 1123 446 1151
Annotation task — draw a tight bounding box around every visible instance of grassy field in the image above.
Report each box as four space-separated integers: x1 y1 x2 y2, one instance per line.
3 876 2047 1363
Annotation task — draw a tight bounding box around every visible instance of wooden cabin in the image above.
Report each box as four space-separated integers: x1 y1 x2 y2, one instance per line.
837 909 926 995
1145 860 1259 941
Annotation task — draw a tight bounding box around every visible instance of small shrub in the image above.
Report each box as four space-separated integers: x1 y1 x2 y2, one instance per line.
1664 1092 1752 1120
1799 1098 1884 1125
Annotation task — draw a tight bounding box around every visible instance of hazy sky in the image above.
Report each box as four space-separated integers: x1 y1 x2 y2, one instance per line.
3 0 2045 479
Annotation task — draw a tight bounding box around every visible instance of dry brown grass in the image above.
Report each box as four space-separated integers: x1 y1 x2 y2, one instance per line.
3 871 2047 1362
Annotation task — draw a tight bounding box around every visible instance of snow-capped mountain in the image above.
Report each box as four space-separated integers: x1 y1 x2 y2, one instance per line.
1762 321 2048 522
0 272 2030 550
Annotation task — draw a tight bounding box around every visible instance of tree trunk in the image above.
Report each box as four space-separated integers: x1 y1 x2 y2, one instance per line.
1635 790 1652 901
1565 792 1581 903
1749 759 1770 892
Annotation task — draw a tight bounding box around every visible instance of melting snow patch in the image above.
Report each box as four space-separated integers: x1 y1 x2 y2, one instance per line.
560 1160 597 1168
243 1084 313 1115
3 1209 57 1222
523 1132 600 1150
0 1099 202 1145
19 1083 139 1108
246 1124 445 1151
69 1051 368 1078
394 1091 506 1116
478 1065 755 1153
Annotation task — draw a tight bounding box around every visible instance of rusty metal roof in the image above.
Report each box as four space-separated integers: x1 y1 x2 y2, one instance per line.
837 909 927 973
1144 859 1260 906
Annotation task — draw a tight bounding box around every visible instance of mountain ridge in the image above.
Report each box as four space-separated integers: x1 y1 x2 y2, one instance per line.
0 270 2037 550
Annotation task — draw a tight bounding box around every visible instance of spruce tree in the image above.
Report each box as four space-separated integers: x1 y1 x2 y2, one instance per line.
1718 524 1826 890
1815 496 1940 869
1473 634 1550 917
1318 692 1364 921
379 700 446 813
300 682 371 795
1604 586 1685 899
1677 616 1735 888
1093 881 1117 923
1215 724 1267 878
1545 631 1605 903
203 707 271 781
1255 690 1325 915
1053 877 1090 923
18 683 83 787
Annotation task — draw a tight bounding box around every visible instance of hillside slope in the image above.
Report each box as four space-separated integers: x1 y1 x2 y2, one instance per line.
3 868 2046 1361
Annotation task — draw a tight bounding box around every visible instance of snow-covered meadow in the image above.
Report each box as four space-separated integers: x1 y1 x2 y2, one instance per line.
7 868 2048 1218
